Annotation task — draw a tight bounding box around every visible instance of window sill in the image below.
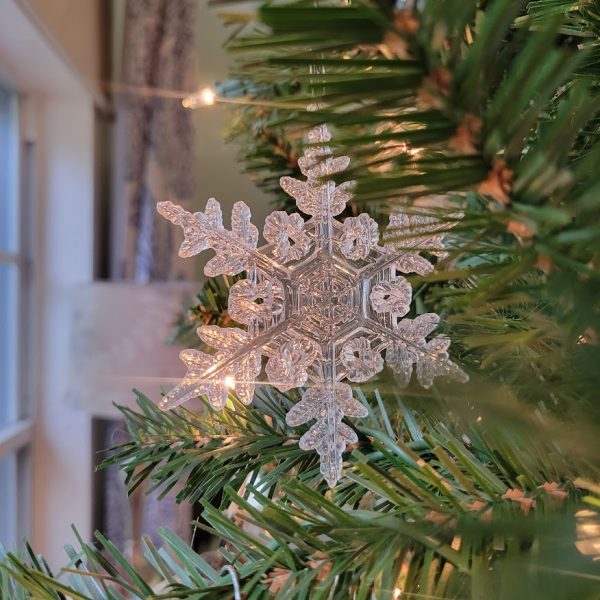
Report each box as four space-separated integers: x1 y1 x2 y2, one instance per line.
0 418 33 459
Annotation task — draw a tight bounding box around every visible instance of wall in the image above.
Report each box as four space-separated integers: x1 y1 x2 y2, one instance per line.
16 0 105 102
193 1 271 227
32 95 95 568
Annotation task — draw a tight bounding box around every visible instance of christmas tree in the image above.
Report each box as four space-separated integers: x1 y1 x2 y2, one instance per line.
2 0 600 598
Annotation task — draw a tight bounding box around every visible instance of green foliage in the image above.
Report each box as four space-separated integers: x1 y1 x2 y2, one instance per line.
2 391 600 598
2 527 262 599
214 0 600 410
105 387 599 511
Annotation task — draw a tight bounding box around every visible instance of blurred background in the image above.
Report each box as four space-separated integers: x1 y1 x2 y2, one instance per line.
0 0 266 568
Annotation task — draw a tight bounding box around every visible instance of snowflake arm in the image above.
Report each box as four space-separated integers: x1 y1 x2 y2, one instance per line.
157 200 290 280
382 314 468 388
158 349 227 411
286 383 367 487
383 209 462 275
159 319 294 410
263 212 311 263
279 123 355 218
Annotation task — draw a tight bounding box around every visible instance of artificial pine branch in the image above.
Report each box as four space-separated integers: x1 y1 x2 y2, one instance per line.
102 387 598 519
210 0 600 413
4 384 599 597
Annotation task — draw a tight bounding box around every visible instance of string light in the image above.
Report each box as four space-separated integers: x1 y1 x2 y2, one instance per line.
182 87 217 109
224 375 236 389
105 81 308 111
200 87 216 105
181 87 309 111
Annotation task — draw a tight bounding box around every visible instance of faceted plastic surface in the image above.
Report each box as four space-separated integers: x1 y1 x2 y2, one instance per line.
157 124 468 487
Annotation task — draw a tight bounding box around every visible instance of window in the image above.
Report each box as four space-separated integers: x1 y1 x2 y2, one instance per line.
0 86 34 549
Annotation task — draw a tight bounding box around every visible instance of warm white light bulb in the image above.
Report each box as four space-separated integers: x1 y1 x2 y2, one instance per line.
224 375 236 389
182 87 216 109
200 87 216 106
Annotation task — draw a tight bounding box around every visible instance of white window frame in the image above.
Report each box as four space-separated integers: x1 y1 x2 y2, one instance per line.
0 0 98 566
0 86 35 547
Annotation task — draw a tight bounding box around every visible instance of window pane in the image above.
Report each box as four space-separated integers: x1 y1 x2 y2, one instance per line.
0 264 18 427
0 453 17 548
0 86 19 253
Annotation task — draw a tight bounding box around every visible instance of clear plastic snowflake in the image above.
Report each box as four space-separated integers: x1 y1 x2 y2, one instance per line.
157 123 467 487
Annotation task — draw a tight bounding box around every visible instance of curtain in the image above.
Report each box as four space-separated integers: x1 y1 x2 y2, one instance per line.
112 0 197 281
105 0 199 552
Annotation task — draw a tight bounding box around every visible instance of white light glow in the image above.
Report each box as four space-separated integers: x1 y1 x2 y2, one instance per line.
182 87 217 109
200 87 216 106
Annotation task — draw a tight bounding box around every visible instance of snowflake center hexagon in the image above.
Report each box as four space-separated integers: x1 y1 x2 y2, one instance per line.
156 123 468 487
294 259 358 343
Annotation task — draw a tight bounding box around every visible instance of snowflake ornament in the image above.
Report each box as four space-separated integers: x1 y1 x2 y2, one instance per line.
157 123 467 487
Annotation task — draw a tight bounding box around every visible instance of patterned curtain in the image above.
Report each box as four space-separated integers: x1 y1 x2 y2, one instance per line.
112 0 197 281
104 0 199 552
